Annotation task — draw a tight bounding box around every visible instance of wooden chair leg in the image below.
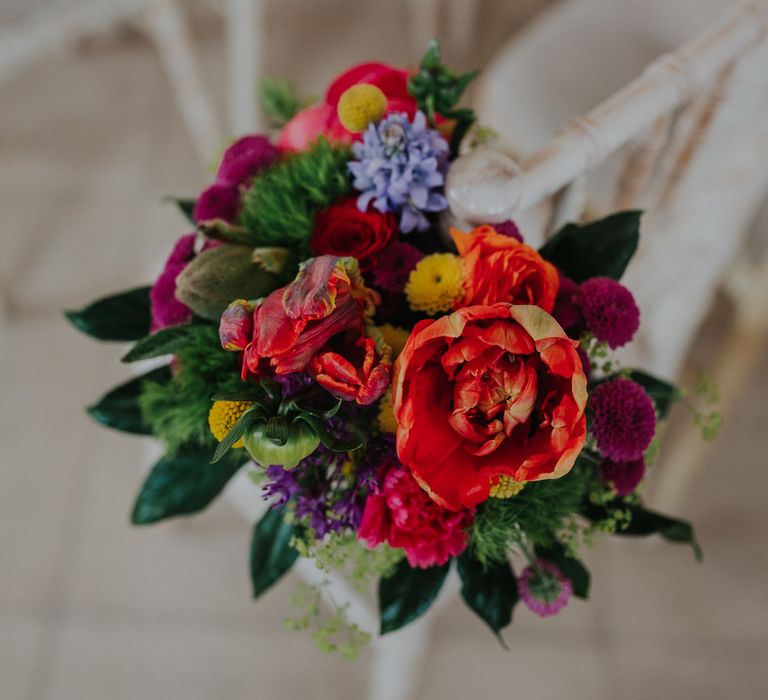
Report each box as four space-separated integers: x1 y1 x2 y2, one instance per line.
142 0 224 166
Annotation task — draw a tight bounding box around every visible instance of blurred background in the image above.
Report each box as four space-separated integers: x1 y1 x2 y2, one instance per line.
1 1 767 698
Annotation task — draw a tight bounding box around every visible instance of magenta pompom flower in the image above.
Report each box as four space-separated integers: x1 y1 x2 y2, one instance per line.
577 276 640 349
193 183 241 224
600 456 646 496
518 560 572 617
591 378 656 461
372 238 424 293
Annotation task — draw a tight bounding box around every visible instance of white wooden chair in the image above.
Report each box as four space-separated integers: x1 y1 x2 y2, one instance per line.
146 2 768 698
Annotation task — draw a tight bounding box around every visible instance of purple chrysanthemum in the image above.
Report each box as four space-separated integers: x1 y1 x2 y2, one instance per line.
518 560 572 617
372 239 424 293
591 378 656 461
552 272 583 332
577 277 640 349
600 457 646 496
493 220 523 242
349 111 449 233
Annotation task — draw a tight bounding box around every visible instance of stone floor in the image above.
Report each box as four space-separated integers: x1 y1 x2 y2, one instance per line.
1 2 767 699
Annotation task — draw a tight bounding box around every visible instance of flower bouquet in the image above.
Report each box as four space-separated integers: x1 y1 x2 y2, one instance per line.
68 44 701 656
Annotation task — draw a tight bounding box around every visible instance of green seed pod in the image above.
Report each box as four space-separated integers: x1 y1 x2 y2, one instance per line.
175 244 277 320
242 418 320 470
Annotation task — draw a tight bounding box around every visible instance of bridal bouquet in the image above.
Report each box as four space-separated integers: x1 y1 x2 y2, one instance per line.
68 44 701 656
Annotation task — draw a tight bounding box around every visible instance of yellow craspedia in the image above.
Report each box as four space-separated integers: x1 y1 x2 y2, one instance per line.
377 392 398 434
337 83 387 133
489 475 525 499
405 253 464 315
208 400 253 449
377 323 410 357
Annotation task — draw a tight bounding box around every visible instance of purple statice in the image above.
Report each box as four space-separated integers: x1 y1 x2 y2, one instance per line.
349 111 449 233
591 378 656 461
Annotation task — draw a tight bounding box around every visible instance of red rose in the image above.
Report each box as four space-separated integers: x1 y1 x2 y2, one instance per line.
451 226 560 312
392 304 588 510
311 198 396 271
220 256 391 405
359 460 473 568
278 62 417 152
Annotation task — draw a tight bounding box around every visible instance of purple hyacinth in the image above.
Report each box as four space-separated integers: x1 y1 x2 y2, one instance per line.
349 111 449 233
591 378 657 462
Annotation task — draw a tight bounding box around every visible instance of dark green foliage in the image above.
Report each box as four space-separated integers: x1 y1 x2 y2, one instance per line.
250 507 300 598
627 369 680 419
457 552 517 639
131 444 245 524
259 77 312 127
379 559 450 634
87 366 172 435
65 286 151 341
162 196 196 225
582 500 702 560
238 138 352 250
122 324 198 363
408 40 478 153
535 542 590 599
539 211 641 282
469 467 590 566
138 323 245 452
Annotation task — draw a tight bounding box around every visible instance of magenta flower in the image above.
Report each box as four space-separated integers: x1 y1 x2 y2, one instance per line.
551 272 583 332
591 378 656 461
493 220 523 242
600 456 646 496
371 239 424 293
577 276 640 349
193 184 241 224
149 233 197 330
518 560 572 617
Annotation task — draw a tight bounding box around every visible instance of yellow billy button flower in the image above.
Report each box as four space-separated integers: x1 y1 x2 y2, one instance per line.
377 323 410 357
405 253 464 315
377 392 397 434
208 400 254 449
489 475 525 499
337 83 388 133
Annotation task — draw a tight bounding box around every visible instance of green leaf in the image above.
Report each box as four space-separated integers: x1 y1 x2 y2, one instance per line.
131 445 245 524
122 324 196 362
210 407 260 463
250 506 299 598
627 370 680 419
457 552 517 637
65 286 151 341
582 501 702 560
87 366 172 434
539 211 642 282
162 196 196 225
259 77 312 128
379 559 450 634
534 543 590 599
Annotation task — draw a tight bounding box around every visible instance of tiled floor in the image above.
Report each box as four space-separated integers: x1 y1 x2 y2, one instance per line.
1 3 767 699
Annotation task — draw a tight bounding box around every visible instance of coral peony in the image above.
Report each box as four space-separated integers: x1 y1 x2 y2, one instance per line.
278 62 417 152
393 304 588 510
451 226 559 311
359 460 473 568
